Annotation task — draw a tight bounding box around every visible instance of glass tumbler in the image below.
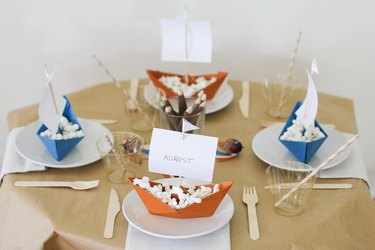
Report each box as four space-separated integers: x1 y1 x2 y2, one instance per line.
124 80 159 132
262 73 302 118
96 131 145 183
159 96 205 135
266 161 316 216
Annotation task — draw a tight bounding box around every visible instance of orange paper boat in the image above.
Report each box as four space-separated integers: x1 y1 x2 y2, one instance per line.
129 177 233 218
147 70 228 100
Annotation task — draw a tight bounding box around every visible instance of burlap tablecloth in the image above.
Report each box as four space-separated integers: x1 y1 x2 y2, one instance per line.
1 80 375 249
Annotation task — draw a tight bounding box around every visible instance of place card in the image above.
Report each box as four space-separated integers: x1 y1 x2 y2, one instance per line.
148 128 218 182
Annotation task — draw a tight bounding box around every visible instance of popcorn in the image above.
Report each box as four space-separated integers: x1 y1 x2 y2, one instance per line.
168 198 178 209
187 186 196 194
213 184 220 193
171 186 185 199
280 119 325 142
162 183 171 192
158 76 217 98
132 177 221 210
133 176 151 189
40 115 85 140
278 101 328 164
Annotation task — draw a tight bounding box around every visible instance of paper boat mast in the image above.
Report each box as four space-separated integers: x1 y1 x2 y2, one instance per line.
46 67 59 114
38 65 67 133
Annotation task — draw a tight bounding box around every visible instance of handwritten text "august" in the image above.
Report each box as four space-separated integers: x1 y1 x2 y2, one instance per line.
163 155 194 165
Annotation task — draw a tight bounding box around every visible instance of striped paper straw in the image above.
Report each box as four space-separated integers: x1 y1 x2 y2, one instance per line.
274 134 359 208
276 31 302 117
92 54 152 125
104 134 126 170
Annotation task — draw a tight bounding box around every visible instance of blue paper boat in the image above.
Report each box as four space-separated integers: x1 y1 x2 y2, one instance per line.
279 101 328 164
37 96 85 161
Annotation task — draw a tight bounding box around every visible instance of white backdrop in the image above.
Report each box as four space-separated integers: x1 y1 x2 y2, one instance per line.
1 0 374 171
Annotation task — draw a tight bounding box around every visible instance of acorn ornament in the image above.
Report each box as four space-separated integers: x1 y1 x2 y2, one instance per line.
220 138 243 154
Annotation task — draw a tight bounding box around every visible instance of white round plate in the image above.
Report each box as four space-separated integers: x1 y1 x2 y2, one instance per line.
14 118 111 168
144 81 234 114
122 178 234 239
251 124 351 170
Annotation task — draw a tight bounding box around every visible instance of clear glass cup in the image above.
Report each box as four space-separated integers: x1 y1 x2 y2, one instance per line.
262 73 302 118
123 80 159 132
159 96 205 135
96 131 145 183
266 161 316 216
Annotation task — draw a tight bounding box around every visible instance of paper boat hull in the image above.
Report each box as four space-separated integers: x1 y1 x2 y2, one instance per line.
37 96 85 161
147 70 228 100
129 177 233 218
279 101 328 164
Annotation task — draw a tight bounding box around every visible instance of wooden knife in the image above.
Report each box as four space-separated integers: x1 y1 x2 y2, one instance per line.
238 81 250 118
104 188 121 238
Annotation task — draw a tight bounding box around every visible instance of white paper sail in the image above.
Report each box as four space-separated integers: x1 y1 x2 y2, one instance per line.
295 61 319 128
182 118 200 133
38 67 66 133
160 12 212 63
311 58 319 76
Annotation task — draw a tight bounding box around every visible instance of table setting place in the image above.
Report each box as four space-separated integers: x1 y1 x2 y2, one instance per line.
1 15 375 250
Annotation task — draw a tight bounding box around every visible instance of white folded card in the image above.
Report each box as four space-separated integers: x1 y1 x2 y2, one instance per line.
148 128 218 182
1 128 46 182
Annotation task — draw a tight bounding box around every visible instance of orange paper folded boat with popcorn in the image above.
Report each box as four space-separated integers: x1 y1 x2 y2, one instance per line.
146 70 228 100
129 177 233 218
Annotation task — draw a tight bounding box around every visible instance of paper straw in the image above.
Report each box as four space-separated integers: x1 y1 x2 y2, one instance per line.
184 4 189 86
92 54 134 102
276 31 302 117
274 134 359 208
92 54 152 125
284 31 302 88
104 134 126 170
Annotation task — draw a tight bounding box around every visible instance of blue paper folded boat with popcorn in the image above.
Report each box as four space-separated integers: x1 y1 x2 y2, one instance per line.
278 62 328 164
36 67 85 161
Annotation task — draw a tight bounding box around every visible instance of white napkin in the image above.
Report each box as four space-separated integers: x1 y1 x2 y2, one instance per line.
318 133 369 183
0 127 46 182
125 223 231 250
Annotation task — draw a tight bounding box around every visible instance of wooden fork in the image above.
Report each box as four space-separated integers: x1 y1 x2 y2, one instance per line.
242 186 260 240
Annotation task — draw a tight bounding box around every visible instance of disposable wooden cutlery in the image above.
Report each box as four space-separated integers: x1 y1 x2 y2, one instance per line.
104 188 120 239
242 186 260 240
84 118 117 125
238 81 250 118
264 183 353 190
14 180 100 190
